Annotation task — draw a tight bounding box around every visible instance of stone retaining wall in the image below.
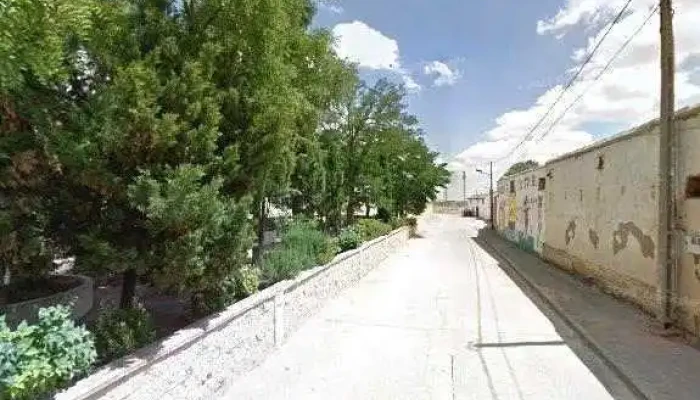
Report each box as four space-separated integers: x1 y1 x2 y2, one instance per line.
55 228 408 400
1 275 93 327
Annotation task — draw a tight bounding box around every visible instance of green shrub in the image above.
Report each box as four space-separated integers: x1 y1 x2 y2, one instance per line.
338 227 361 252
0 306 96 400
234 266 260 299
355 219 392 242
406 216 418 237
193 277 238 315
260 219 338 285
318 237 339 265
261 246 310 284
284 220 336 264
390 217 406 230
376 207 392 223
93 306 156 363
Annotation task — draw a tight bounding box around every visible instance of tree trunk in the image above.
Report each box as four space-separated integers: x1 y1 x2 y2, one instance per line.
120 268 138 309
345 200 354 226
365 201 371 217
252 197 266 265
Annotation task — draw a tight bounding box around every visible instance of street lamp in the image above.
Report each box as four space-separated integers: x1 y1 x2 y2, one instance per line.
476 164 495 229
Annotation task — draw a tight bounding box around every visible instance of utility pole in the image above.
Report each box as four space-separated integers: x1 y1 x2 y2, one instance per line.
489 162 494 229
462 171 466 206
657 0 676 328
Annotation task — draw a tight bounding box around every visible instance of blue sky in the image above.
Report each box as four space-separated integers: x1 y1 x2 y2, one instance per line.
316 0 584 157
313 0 700 194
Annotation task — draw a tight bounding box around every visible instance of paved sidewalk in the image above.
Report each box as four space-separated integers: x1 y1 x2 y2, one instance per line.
478 227 700 400
223 216 613 399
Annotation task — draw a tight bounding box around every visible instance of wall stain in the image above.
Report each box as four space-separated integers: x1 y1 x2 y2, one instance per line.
612 222 655 258
589 229 599 249
565 220 576 245
694 255 700 280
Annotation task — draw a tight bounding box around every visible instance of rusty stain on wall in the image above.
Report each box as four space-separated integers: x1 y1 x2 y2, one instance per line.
565 220 576 245
589 229 599 249
612 222 655 259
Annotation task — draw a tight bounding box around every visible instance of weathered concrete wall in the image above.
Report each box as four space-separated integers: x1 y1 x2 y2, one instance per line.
676 108 700 336
55 229 408 400
542 106 700 327
466 194 491 221
433 201 467 215
496 167 547 254
494 105 700 335
543 123 660 313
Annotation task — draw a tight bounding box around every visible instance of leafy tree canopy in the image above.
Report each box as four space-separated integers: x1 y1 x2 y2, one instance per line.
503 160 539 176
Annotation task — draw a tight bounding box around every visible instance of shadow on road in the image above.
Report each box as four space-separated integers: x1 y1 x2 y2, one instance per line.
469 226 644 400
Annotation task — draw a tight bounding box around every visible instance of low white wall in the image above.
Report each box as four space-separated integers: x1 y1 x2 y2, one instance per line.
55 228 408 400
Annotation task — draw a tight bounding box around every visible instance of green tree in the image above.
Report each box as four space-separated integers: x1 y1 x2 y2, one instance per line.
0 0 98 283
504 160 539 176
317 78 449 226
48 0 253 311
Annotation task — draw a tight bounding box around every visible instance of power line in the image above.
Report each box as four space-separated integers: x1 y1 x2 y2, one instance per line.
495 0 635 162
526 4 660 149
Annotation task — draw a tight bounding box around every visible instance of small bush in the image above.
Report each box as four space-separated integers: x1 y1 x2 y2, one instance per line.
318 237 339 265
261 219 338 285
261 246 310 284
406 216 418 237
283 219 336 264
355 219 392 242
93 305 156 362
0 306 96 399
390 217 406 230
376 207 392 223
234 266 260 299
338 227 361 252
193 277 238 314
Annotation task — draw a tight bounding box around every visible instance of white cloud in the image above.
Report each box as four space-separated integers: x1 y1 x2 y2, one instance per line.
423 61 461 87
317 1 343 14
447 0 700 193
402 75 422 92
332 21 421 92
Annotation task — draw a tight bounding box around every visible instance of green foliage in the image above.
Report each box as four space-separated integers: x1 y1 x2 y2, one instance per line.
0 0 96 91
193 265 260 312
234 266 261 299
314 78 450 229
0 306 96 400
354 219 392 242
261 246 309 284
337 227 361 252
504 160 539 176
376 208 392 224
261 219 336 284
406 217 418 237
93 306 155 363
0 0 448 324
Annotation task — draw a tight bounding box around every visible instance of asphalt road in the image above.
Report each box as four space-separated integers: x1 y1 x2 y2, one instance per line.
223 215 613 399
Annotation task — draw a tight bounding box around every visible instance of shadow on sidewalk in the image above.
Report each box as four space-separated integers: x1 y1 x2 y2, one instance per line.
470 227 648 400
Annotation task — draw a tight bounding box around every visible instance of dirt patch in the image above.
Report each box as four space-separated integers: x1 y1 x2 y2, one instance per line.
88 275 194 339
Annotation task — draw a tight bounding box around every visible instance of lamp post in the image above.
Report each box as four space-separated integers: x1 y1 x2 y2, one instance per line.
476 162 494 229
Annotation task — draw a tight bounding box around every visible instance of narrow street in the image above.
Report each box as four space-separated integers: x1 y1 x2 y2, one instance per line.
223 215 616 399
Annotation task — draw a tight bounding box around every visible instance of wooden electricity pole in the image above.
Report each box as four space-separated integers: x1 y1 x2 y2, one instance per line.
489 162 494 229
657 0 676 328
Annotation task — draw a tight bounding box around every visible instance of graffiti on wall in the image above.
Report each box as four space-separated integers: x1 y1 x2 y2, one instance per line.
507 197 517 230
